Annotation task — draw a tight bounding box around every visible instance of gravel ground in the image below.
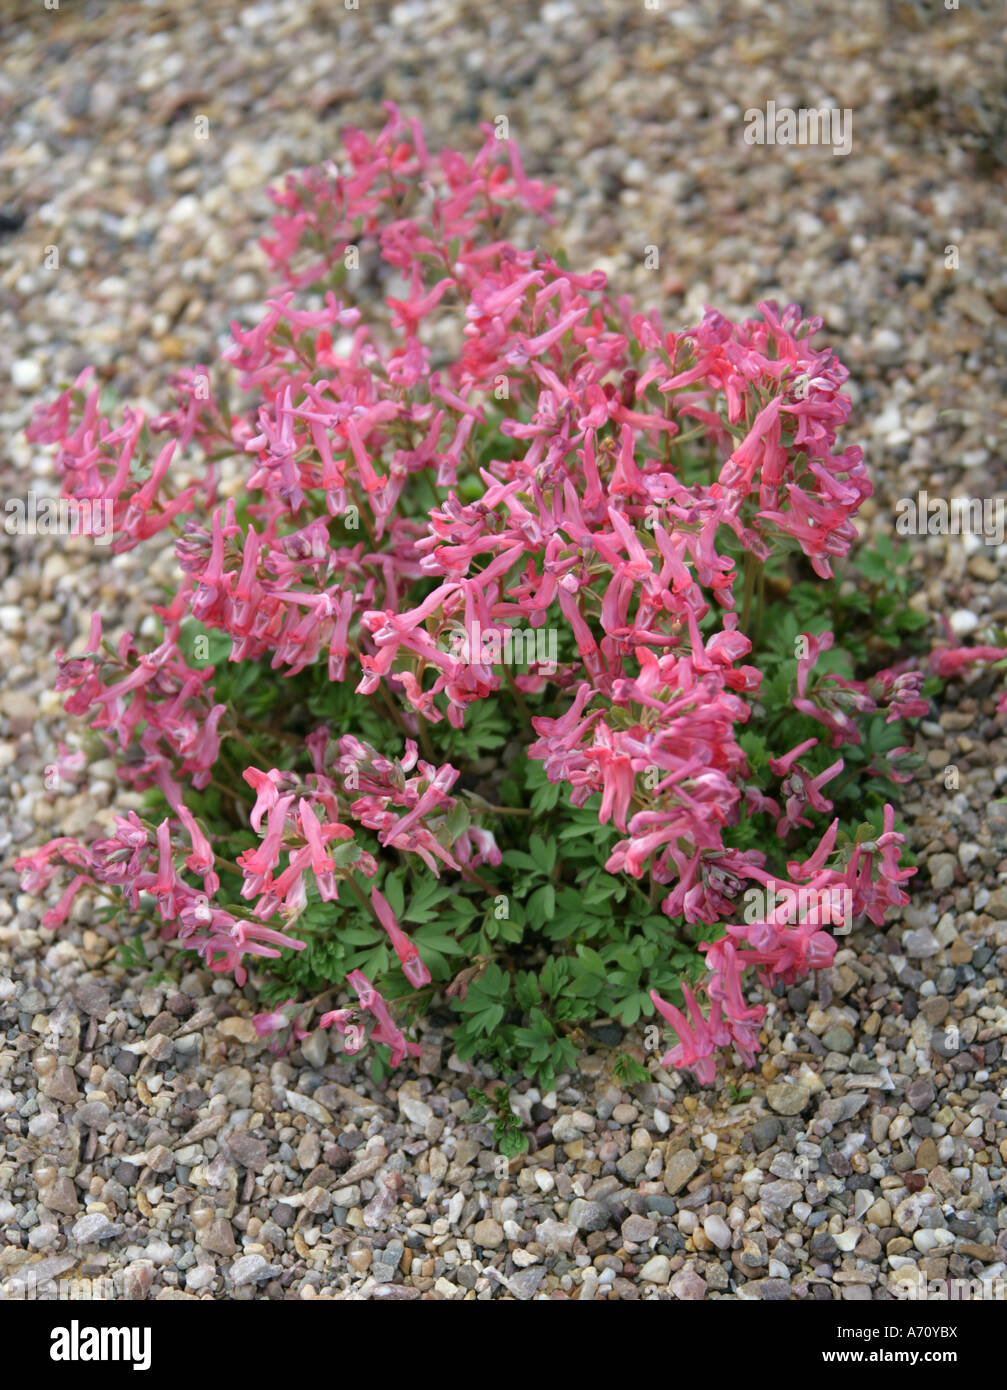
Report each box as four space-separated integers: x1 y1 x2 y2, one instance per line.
1 0 1006 1301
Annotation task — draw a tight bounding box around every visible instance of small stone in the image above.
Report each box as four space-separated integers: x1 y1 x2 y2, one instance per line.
926 856 957 893
218 1017 258 1043
766 1083 811 1116
226 1134 268 1172
921 996 949 1025
639 1254 671 1283
213 1067 252 1107
300 1029 328 1069
29 1223 58 1250
40 1177 79 1215
622 1214 657 1243
303 1186 331 1215
472 1217 505 1248
894 1193 932 1234
984 887 1007 919
670 1269 707 1299
296 1132 321 1171
616 1149 648 1183
760 1180 803 1212
568 1199 610 1233
754 1278 793 1301
122 1261 155 1300
854 1189 874 1219
400 1097 433 1127
229 1254 281 1286
552 1113 581 1144
42 1065 79 1103
906 1078 936 1113
72 1214 123 1243
146 1144 174 1173
915 1138 939 1172
703 1214 731 1249
865 1198 892 1227
664 1148 700 1194
904 927 941 958
507 1266 545 1301
72 1102 111 1130
71 979 111 1018
534 1220 577 1254
200 1217 237 1256
284 1090 333 1125
822 1027 854 1054
751 1117 781 1151
12 359 43 392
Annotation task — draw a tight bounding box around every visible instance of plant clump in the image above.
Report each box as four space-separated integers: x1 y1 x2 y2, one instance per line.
17 105 929 1089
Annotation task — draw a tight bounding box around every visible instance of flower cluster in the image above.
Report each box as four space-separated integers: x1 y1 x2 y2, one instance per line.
17 107 919 1084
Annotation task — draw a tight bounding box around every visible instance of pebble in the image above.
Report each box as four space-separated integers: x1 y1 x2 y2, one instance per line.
616 1149 648 1183
535 1220 577 1254
766 1083 811 1116
906 1079 936 1113
42 1065 79 1102
72 1214 123 1243
472 1217 505 1248
670 1269 707 1300
639 1255 671 1284
568 1199 610 1233
904 926 942 957
622 1214 657 1243
751 1117 781 1151
703 1214 731 1250
12 359 43 392
664 1149 699 1194
40 1176 79 1215
400 1097 433 1127
822 1027 854 1054
123 1261 155 1299
200 1217 237 1256
229 1254 281 1286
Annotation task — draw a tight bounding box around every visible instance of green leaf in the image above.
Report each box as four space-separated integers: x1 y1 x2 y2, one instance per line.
498 1127 529 1159
529 834 556 875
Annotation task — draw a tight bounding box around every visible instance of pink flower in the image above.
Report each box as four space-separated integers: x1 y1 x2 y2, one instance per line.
650 986 729 1086
371 886 430 988
930 644 1007 678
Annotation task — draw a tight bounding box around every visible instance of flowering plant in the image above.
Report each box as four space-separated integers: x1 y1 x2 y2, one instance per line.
18 107 926 1088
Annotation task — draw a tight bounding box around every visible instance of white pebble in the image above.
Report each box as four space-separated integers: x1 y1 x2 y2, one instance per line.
949 609 979 636
703 1214 731 1249
12 359 43 391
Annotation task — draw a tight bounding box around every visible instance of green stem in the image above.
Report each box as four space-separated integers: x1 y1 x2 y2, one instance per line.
461 865 498 897
223 725 272 763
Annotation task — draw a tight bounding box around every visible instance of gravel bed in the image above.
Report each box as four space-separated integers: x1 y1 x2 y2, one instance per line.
1 0 1005 1300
